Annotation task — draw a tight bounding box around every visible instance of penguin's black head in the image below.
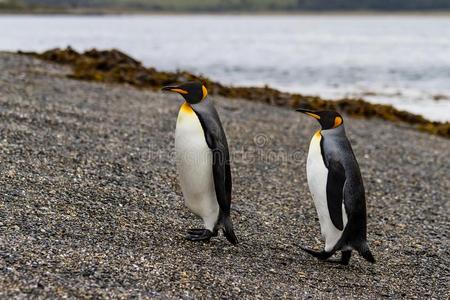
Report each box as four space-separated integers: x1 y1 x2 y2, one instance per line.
161 81 208 104
296 108 343 130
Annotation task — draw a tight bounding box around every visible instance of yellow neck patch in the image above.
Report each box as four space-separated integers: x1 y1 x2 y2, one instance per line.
177 102 195 123
314 130 322 139
180 102 194 114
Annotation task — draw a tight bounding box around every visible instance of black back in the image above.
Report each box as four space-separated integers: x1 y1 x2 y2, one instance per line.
320 126 368 247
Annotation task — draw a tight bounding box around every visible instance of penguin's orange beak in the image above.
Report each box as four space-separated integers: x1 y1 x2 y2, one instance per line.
296 108 321 120
161 86 188 95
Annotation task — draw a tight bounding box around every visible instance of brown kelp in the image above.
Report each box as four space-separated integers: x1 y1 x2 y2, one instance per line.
22 47 449 138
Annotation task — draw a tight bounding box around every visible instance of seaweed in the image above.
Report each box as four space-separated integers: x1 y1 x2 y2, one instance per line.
23 47 449 138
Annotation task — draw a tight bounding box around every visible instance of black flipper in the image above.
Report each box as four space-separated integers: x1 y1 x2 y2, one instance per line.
211 146 232 214
325 159 346 231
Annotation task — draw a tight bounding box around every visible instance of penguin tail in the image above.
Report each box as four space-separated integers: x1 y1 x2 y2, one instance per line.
222 215 238 245
357 242 376 263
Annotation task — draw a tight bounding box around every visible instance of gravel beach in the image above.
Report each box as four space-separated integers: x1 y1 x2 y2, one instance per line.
0 52 449 299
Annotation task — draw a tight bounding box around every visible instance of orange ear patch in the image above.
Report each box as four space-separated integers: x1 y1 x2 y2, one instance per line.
333 116 343 128
201 85 208 100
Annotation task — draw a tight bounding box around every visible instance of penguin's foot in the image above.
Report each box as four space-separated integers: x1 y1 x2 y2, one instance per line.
187 228 218 236
299 246 334 261
300 247 352 265
187 228 206 234
186 229 217 242
321 259 348 265
321 250 352 265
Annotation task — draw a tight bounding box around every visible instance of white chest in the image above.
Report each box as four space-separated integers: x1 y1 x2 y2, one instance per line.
306 131 345 251
307 132 330 224
174 103 219 230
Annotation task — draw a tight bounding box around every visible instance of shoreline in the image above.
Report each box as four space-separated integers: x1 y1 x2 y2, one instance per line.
19 48 450 138
2 10 450 16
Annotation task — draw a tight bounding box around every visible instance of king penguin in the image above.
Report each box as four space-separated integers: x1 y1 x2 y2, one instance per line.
296 108 375 265
162 82 238 245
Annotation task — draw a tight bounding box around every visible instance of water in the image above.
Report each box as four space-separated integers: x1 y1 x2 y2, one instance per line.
1 14 449 121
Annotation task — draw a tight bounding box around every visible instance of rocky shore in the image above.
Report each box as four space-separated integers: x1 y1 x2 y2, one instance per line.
0 52 449 298
23 48 450 138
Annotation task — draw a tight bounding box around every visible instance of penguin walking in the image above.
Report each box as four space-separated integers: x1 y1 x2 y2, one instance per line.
296 109 375 265
162 82 238 245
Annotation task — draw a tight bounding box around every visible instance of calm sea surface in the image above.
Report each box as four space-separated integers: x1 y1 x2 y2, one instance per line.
1 14 449 121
